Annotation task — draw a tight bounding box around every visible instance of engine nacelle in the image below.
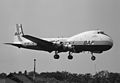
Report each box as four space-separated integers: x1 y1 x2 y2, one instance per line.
63 43 74 52
53 42 74 52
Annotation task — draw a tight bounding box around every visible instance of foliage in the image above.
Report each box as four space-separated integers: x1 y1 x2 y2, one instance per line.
36 71 120 83
0 71 120 83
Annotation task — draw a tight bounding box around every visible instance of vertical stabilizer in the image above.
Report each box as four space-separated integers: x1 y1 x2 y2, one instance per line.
15 24 24 36
14 24 24 43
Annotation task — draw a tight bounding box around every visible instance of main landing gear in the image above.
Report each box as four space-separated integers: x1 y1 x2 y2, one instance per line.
54 51 73 60
68 52 73 60
91 53 96 61
54 51 60 59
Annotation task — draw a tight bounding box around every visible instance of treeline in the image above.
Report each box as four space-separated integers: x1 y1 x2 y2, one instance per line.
28 70 120 83
0 70 120 83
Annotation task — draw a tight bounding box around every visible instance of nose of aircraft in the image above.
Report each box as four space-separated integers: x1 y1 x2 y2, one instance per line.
109 37 113 47
104 35 113 49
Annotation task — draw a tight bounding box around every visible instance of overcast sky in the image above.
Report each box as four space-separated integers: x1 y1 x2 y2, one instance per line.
0 0 120 74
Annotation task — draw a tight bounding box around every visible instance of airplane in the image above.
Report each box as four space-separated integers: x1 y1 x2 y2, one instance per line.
5 24 113 61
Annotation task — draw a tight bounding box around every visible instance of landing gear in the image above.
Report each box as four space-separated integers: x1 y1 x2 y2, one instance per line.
54 54 60 59
91 53 96 61
91 56 96 61
68 55 73 60
68 52 73 60
54 51 60 59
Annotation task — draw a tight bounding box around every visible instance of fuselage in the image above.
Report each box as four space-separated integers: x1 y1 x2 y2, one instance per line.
11 29 113 54
38 30 113 53
5 24 113 60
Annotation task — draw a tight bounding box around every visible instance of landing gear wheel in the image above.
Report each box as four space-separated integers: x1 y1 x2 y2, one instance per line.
54 55 60 59
68 52 73 60
68 55 73 60
91 56 96 61
54 51 59 59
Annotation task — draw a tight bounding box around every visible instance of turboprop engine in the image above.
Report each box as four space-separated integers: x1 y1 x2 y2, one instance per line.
53 41 74 52
64 42 74 51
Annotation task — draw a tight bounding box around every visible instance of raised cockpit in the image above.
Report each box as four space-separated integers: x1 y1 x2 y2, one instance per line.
97 31 104 34
97 30 110 37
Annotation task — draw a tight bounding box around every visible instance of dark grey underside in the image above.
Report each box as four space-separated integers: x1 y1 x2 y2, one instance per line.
73 45 112 53
5 42 112 53
20 44 112 53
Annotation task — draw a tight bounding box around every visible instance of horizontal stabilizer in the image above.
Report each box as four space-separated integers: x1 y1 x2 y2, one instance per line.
4 43 22 48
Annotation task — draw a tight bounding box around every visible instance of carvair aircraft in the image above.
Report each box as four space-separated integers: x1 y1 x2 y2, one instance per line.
5 24 113 61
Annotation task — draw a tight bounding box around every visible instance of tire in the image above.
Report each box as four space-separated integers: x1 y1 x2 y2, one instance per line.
54 55 60 59
68 55 73 60
91 56 96 61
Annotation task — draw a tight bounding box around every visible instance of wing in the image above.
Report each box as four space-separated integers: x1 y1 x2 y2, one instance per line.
23 35 55 52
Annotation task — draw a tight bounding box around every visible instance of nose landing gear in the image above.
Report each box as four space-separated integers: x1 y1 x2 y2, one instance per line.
91 53 96 61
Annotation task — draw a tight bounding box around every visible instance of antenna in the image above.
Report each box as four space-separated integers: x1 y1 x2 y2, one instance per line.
33 59 36 83
93 61 98 75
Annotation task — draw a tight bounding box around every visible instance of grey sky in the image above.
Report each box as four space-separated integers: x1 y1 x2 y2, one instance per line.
0 0 120 74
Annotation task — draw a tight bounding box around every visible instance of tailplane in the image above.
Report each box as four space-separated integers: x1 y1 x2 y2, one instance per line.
4 24 24 48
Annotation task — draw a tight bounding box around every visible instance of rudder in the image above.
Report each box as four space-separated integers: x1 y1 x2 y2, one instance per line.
14 24 24 43
15 24 24 36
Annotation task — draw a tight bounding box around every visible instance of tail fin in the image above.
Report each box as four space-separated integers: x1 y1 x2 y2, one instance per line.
14 24 24 43
15 24 24 36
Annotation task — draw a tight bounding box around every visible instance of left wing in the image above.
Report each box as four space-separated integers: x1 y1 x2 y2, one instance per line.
23 35 56 52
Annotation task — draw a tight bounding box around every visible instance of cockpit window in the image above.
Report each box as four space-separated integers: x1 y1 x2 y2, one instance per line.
97 31 109 36
97 31 104 34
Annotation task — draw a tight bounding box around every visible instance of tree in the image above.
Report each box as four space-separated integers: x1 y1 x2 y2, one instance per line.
0 72 7 78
